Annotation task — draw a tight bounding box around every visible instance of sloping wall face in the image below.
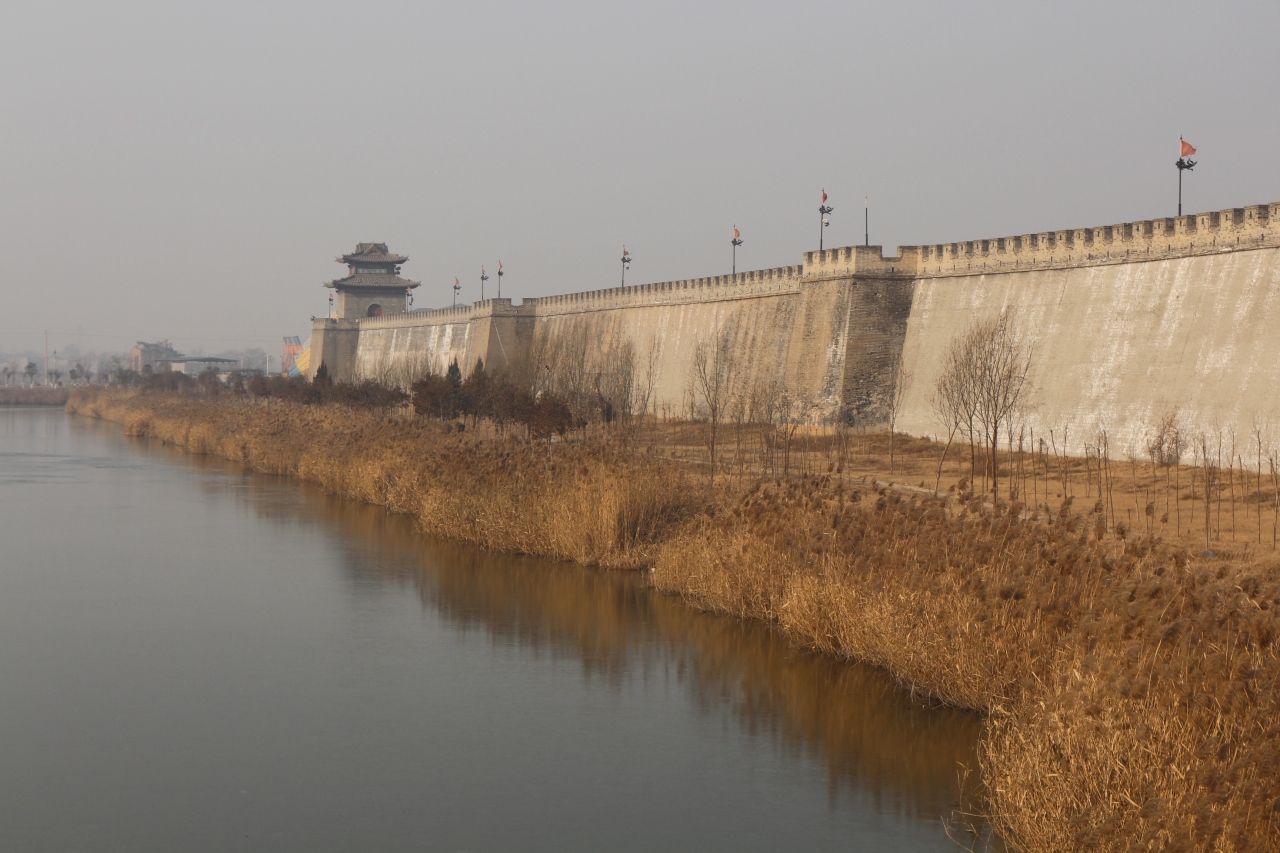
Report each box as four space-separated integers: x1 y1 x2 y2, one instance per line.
895 245 1280 456
329 201 1278 449
353 318 473 387
343 264 909 423
531 287 804 419
836 278 916 423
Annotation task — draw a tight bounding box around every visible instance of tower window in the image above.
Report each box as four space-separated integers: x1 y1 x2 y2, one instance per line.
367 304 383 317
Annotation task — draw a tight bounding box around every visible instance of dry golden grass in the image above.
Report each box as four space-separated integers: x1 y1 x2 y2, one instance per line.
637 420 1280 558
68 388 706 568
654 478 1280 852
0 386 70 405
70 387 1280 851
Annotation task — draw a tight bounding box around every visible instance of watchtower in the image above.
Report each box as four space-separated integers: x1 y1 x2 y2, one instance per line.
326 242 420 319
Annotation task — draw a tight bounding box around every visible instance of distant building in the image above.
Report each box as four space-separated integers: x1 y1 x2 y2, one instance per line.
305 242 420 381
326 243 420 319
161 357 240 377
129 340 182 373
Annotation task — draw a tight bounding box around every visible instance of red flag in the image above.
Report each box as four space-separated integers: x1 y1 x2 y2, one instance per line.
733 227 740 239
622 246 629 257
454 277 459 285
498 261 503 271
821 189 827 203
1181 139 1197 157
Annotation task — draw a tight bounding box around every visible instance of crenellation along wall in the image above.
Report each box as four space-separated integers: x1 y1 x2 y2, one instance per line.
328 198 1280 449
523 263 806 316
802 245 922 279
341 255 907 422
915 202 1279 278
896 244 1280 457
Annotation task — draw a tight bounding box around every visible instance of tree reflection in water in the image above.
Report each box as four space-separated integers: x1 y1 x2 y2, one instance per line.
180 449 997 848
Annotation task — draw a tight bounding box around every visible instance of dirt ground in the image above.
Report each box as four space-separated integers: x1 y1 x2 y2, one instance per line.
627 421 1280 558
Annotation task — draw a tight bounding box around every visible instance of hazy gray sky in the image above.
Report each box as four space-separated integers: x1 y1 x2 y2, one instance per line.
1 1 1277 356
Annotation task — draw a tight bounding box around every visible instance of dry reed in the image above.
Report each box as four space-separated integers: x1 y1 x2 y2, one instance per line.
67 388 706 568
0 386 71 405
653 478 1280 851
69 387 1280 851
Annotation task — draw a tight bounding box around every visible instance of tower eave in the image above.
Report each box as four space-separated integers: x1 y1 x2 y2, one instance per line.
337 254 409 265
325 276 420 289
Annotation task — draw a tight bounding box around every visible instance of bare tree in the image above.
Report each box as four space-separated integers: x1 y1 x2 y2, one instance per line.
929 392 963 492
726 381 751 484
882 348 913 474
933 312 1033 499
592 338 636 427
750 375 784 476
632 336 660 423
933 325 983 484
1145 407 1185 467
525 319 646 429
977 313 1033 499
690 330 735 483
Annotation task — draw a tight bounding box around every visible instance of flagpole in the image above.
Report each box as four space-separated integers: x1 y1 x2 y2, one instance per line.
731 226 743 274
865 196 869 247
819 190 833 251
497 262 503 299
1176 136 1196 217
480 267 488 301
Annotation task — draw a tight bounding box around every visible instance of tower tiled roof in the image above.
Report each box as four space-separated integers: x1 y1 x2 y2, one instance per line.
338 242 408 265
325 273 420 289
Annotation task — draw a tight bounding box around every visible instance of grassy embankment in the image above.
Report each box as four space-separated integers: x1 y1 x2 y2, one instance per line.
68 387 1280 852
631 420 1280 557
0 386 71 405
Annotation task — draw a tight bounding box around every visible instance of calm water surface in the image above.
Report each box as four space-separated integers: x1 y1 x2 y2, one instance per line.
0 408 992 851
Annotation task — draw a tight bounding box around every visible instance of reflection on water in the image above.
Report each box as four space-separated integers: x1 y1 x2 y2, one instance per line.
0 410 997 851
180 443 992 841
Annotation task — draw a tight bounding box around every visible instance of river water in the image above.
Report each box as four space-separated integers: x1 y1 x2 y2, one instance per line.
0 408 993 851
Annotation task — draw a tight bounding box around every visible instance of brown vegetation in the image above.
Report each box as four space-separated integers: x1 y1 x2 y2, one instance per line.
68 386 1280 852
0 386 71 405
67 387 703 569
656 477 1280 851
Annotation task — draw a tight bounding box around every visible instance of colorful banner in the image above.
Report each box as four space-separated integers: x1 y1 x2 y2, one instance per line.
282 336 303 375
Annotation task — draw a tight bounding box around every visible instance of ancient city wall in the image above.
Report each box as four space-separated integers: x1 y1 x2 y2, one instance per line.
342 258 912 422
916 204 1278 278
897 203 1280 456
353 304 476 386
328 200 1280 452
526 265 810 417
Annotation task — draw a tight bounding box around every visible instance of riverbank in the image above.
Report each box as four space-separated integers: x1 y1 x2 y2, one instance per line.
0 387 70 405
67 387 1280 852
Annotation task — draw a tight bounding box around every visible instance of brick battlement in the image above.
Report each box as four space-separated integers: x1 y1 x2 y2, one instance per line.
356 299 519 330
525 264 804 317
349 200 1280 334
801 244 921 279
912 202 1279 278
